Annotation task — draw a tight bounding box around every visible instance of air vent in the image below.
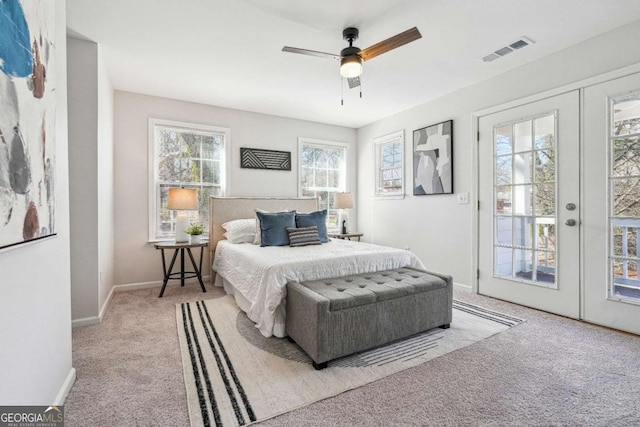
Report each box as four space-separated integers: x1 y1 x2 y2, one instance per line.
482 37 535 62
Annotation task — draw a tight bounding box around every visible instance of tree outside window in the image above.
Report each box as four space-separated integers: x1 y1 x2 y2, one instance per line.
149 119 230 240
298 138 348 231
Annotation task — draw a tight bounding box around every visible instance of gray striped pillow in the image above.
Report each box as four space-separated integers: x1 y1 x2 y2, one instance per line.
286 226 322 247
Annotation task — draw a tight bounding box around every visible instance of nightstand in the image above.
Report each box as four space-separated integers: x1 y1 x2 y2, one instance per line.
328 232 363 242
153 240 208 297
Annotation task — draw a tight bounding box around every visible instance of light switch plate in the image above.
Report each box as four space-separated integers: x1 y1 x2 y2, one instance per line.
457 192 469 204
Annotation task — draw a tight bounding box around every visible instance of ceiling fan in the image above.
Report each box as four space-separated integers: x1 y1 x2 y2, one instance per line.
282 27 422 89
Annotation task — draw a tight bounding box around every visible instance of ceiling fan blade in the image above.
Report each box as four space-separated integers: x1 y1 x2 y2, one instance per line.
359 27 422 61
282 46 340 60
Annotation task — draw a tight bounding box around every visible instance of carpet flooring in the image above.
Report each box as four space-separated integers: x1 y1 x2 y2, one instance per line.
66 283 640 426
178 297 523 426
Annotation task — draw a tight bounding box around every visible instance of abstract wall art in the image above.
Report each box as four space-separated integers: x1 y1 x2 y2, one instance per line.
240 147 291 171
413 120 453 195
0 0 57 250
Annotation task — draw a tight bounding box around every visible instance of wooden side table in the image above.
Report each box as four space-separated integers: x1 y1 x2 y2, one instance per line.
328 232 363 242
153 240 208 297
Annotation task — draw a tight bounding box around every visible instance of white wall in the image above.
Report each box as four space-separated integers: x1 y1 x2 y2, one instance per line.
67 37 115 322
0 0 74 404
356 20 640 288
114 92 356 286
67 38 99 319
97 48 115 311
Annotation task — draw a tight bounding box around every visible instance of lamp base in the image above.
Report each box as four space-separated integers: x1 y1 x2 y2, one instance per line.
175 213 189 243
338 210 350 234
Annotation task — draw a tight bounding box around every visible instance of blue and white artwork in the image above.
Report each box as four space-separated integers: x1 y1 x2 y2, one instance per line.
413 120 453 195
0 0 56 250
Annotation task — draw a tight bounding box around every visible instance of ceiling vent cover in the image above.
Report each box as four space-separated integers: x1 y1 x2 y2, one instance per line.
482 36 535 62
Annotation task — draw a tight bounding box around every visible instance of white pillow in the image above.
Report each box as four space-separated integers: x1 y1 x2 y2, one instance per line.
221 218 256 244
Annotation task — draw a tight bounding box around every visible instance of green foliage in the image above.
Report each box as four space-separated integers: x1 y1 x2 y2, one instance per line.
186 222 204 235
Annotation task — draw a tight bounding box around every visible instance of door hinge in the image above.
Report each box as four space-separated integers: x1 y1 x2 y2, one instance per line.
477 269 480 279
477 131 480 142
477 200 480 210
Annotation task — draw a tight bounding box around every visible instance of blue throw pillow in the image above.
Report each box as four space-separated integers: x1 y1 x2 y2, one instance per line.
295 210 329 243
256 211 296 247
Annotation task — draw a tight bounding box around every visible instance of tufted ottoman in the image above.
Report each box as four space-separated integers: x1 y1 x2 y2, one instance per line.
286 267 453 369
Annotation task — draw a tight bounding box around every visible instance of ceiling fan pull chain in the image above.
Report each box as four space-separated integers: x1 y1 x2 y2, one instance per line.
341 77 344 106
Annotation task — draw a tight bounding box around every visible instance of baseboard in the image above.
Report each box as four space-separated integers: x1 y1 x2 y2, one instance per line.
54 367 76 405
113 276 211 292
453 281 472 292
72 316 101 328
98 285 115 320
72 286 116 328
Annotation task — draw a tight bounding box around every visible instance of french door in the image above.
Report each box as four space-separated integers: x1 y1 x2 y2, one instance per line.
478 74 640 335
478 91 581 318
582 72 640 335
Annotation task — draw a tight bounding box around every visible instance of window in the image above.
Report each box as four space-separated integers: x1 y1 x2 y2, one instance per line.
149 119 230 241
374 130 404 197
298 138 348 231
609 92 640 301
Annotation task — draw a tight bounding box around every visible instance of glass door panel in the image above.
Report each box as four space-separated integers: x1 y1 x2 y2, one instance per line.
492 113 557 286
610 93 640 302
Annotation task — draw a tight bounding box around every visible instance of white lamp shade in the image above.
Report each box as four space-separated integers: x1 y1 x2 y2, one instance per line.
167 188 198 210
340 56 363 78
334 192 354 209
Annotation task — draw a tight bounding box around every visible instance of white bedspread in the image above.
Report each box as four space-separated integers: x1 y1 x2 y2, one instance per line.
212 238 425 337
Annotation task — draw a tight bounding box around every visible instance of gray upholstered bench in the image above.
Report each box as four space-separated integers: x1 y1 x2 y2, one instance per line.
286 267 453 369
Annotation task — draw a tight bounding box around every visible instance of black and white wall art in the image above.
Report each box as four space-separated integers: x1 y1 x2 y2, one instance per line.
0 0 57 250
240 147 291 171
413 120 453 195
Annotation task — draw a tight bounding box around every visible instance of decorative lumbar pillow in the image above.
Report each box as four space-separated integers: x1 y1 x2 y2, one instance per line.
221 218 256 244
295 210 329 243
286 226 322 247
256 210 296 247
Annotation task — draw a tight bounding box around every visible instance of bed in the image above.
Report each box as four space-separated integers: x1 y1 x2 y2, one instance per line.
208 197 425 337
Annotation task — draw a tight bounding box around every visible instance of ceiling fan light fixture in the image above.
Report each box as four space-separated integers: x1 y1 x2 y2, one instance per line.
340 55 362 78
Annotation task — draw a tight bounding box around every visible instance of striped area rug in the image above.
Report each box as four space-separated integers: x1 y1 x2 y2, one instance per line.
177 296 524 427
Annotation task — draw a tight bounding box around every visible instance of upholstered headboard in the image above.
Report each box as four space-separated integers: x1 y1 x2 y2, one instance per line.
208 196 319 261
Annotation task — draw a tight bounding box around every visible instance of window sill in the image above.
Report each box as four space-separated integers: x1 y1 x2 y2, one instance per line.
372 194 406 200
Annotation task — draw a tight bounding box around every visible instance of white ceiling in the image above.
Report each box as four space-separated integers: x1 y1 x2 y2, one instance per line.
66 0 640 128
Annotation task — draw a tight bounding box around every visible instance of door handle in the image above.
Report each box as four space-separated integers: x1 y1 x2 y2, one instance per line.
565 219 577 226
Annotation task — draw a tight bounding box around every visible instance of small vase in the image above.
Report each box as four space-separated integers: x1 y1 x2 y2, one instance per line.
189 234 201 244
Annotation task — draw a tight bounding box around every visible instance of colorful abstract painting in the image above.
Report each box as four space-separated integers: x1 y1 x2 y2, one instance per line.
413 120 453 195
0 0 56 250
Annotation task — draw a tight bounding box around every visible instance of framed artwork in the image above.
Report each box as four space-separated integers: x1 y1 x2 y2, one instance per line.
413 120 453 195
240 147 291 171
0 0 57 251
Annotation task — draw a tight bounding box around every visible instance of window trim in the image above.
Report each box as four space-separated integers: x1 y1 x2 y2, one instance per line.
148 118 231 242
373 130 405 199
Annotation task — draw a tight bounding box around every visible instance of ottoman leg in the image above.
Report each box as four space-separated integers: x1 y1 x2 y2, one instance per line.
312 361 328 370
439 323 451 329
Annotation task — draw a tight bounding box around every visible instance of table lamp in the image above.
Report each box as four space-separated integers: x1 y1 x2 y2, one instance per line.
167 188 198 242
334 192 354 234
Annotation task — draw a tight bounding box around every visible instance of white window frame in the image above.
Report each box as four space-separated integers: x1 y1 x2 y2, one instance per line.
607 91 640 303
373 130 405 198
297 137 349 232
148 118 231 242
